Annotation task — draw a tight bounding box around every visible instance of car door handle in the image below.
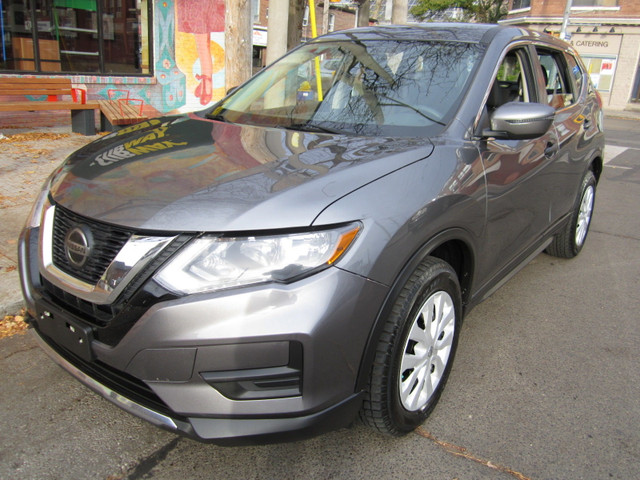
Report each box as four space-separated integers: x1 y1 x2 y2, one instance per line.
544 142 557 158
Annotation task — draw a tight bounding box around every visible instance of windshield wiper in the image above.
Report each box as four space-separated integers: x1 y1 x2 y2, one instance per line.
379 95 447 126
206 113 227 122
286 122 343 134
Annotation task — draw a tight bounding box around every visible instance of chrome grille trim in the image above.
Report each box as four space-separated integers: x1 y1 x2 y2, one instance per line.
52 206 131 284
39 203 177 305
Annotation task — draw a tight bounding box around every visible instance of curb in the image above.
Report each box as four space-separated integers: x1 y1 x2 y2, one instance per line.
1 299 25 319
605 113 640 121
604 109 640 121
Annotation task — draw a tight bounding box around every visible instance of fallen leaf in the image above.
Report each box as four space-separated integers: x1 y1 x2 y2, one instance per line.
1 132 71 143
0 309 28 339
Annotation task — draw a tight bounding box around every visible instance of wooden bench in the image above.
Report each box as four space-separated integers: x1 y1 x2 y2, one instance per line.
0 77 99 135
98 97 148 131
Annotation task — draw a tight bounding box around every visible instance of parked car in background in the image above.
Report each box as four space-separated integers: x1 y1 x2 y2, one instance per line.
19 23 604 443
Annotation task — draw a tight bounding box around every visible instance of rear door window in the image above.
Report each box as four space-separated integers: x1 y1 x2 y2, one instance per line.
536 47 577 110
564 53 585 98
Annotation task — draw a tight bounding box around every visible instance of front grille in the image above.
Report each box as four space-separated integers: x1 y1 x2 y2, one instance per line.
52 206 131 285
39 230 190 344
41 203 192 345
37 328 186 422
41 277 114 327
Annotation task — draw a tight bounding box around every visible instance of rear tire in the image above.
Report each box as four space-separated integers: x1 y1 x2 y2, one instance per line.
546 170 596 258
360 257 462 435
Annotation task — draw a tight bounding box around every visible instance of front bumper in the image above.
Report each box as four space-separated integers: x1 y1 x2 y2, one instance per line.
20 226 388 443
31 329 364 443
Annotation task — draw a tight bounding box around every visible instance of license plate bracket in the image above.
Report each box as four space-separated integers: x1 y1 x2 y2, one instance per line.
37 309 94 362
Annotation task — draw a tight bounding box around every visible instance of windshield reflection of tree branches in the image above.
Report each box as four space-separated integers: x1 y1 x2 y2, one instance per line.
210 40 483 137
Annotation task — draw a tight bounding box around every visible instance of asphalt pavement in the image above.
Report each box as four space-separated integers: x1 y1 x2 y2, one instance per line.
0 113 639 479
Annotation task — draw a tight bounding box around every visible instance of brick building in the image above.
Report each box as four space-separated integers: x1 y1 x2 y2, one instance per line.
502 0 640 110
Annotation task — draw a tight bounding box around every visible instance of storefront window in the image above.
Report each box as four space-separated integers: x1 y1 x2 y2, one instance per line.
0 0 151 74
573 0 617 6
251 0 259 24
510 0 531 10
581 56 616 92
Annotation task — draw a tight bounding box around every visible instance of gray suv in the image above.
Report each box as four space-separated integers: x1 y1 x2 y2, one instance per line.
19 23 604 443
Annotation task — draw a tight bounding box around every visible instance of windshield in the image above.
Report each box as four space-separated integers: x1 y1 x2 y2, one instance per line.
208 39 483 137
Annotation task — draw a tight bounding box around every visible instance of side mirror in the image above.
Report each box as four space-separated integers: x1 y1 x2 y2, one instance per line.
483 102 555 140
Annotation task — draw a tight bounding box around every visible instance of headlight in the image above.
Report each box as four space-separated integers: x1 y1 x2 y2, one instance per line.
154 223 361 295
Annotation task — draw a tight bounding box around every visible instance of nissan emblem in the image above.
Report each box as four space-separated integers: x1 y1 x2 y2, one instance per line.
64 226 92 268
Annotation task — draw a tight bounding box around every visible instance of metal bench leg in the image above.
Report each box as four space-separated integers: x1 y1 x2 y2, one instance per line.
71 109 96 135
100 112 116 132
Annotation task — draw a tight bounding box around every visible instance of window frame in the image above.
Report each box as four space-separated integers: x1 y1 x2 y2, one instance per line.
485 45 540 112
534 46 578 110
572 0 618 7
579 55 617 92
564 52 586 99
510 0 531 11
0 0 154 76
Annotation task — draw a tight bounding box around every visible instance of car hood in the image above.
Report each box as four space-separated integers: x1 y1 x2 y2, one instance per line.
49 114 434 231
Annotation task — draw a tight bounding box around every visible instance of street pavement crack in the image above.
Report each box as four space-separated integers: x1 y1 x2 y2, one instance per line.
1 344 38 361
0 250 18 264
414 427 532 480
124 437 181 480
591 229 640 242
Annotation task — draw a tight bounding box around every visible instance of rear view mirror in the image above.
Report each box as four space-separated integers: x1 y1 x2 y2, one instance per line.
483 102 555 140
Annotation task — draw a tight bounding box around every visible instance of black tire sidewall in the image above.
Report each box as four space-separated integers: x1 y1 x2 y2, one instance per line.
568 170 597 256
386 260 462 433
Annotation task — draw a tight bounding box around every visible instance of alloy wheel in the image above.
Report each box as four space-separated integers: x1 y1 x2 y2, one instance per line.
575 185 594 247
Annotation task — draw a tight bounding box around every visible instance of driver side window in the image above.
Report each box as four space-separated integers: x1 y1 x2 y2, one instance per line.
486 48 535 111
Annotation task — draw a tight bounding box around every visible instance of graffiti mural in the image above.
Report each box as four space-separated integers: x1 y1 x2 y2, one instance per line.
154 0 187 112
175 0 226 111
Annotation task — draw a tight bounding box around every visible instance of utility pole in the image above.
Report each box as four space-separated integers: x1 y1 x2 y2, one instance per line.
225 0 253 91
323 0 330 34
288 0 305 50
560 0 573 41
266 0 289 66
384 0 392 23
358 0 370 27
391 0 408 25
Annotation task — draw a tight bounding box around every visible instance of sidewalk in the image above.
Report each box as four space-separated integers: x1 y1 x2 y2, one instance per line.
603 106 640 121
1 108 639 317
0 126 102 317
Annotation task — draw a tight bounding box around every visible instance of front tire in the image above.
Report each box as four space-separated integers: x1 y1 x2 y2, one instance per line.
546 170 597 258
360 257 462 435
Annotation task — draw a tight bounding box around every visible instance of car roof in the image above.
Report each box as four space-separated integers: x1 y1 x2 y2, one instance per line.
312 23 497 44
311 23 571 50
